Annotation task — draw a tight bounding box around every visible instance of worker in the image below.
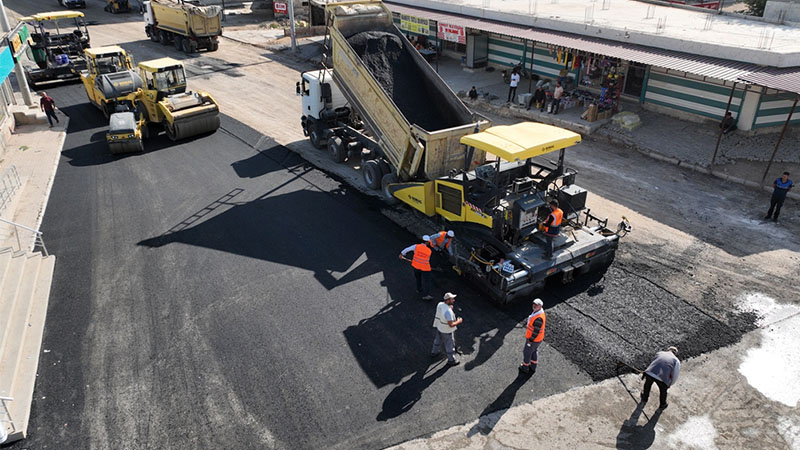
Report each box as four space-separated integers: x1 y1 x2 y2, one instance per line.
430 230 455 256
640 346 680 409
542 199 563 259
765 171 793 222
519 298 546 374
399 235 434 300
431 292 463 366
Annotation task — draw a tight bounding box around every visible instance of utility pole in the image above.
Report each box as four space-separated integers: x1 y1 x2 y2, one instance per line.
288 0 297 53
0 0 34 106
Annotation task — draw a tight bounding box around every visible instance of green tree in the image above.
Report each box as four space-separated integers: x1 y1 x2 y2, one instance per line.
742 0 767 16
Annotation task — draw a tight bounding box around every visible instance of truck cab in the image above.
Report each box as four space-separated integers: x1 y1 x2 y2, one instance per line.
298 69 350 148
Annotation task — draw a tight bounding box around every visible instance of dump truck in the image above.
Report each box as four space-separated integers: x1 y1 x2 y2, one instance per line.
298 0 629 306
19 11 90 87
143 0 222 53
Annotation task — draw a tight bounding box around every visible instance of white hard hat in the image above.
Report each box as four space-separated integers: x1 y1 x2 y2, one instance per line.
447 230 455 237
533 298 543 306
422 235 430 241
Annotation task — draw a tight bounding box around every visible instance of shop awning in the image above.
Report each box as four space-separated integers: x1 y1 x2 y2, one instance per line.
387 2 760 83
460 123 581 161
739 67 800 96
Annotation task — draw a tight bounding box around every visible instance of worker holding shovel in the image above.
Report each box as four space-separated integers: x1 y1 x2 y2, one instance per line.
399 235 435 300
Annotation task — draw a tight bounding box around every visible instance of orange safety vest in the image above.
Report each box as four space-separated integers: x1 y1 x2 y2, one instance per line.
545 208 563 236
432 231 452 249
525 310 546 342
411 243 432 272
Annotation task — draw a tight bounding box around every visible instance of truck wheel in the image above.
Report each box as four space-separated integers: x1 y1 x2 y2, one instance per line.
362 160 382 190
309 130 324 149
159 31 170 45
174 36 183 50
182 39 192 53
148 29 159 42
381 173 399 204
328 137 346 163
377 159 391 177
209 41 219 52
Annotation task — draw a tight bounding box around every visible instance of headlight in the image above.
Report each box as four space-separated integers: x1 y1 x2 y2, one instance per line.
128 134 134 138
111 135 118 140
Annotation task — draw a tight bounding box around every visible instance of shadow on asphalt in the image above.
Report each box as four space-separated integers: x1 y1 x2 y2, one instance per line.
465 371 532 436
376 359 454 421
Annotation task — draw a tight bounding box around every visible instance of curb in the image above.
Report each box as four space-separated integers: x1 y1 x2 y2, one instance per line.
598 131 800 200
31 114 70 250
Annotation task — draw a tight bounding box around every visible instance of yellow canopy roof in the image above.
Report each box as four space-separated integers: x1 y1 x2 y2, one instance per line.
19 11 84 22
460 122 581 161
138 57 183 72
85 45 125 57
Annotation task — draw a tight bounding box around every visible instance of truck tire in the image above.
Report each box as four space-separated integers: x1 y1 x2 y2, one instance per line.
309 130 324 149
159 30 170 45
328 137 346 163
381 173 399 204
174 36 183 50
362 160 382 190
209 41 219 52
182 39 192 53
377 159 391 177
148 28 159 42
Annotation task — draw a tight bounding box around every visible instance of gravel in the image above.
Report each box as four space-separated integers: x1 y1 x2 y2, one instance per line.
347 30 469 132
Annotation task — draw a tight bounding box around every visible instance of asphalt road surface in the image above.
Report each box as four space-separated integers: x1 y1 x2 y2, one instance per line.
9 79 757 450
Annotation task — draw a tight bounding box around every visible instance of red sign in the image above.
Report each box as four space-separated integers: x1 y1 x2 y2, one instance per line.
274 1 288 14
437 23 465 44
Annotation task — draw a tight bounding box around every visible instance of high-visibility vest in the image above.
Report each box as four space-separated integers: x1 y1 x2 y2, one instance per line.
525 310 546 342
545 208 563 236
432 231 452 250
411 243 432 272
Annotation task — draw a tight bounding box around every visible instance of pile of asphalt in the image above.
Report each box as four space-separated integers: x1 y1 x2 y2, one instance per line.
347 31 468 132
543 265 757 380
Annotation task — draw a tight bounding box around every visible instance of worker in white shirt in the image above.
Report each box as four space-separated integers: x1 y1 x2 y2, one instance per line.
550 81 564 115
640 346 680 409
507 68 521 103
431 292 463 366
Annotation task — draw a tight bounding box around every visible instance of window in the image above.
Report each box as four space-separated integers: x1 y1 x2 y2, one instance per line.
438 184 462 216
96 54 124 74
154 68 186 92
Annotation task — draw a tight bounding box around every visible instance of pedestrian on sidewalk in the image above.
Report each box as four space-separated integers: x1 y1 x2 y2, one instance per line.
550 81 564 115
519 298 546 374
507 68 520 103
40 92 59 128
528 85 546 111
431 292 462 366
719 111 737 135
400 235 434 300
765 171 793 222
640 346 680 409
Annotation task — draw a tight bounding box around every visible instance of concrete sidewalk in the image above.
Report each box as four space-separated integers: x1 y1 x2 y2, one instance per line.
389 294 800 449
0 109 69 252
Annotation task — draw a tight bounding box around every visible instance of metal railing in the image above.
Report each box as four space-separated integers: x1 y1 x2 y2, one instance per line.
0 218 48 256
0 165 21 214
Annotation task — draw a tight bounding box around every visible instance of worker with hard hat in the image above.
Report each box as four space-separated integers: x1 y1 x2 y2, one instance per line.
399 235 434 300
430 230 455 256
541 199 563 259
519 298 546 374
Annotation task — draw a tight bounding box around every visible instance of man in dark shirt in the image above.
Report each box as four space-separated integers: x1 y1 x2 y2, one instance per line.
527 85 546 111
40 92 59 128
720 111 736 134
766 171 793 222
468 86 478 101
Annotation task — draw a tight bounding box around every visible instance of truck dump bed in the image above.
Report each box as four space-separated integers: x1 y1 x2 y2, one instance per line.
329 2 487 180
151 0 221 37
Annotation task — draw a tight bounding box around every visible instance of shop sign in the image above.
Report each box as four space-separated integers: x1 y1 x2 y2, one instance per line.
400 14 430 35
5 23 30 59
274 1 288 14
437 22 465 44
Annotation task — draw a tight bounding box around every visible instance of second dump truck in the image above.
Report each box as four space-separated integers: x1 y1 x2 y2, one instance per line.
298 1 629 306
143 0 222 53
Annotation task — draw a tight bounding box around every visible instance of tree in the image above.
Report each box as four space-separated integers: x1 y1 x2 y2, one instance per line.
742 0 766 16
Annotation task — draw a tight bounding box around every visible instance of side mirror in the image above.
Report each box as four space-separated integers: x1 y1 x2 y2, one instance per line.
296 81 301 96
321 83 332 103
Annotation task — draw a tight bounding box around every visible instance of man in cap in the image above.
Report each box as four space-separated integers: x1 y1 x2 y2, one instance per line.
431 292 463 366
520 298 546 374
430 230 455 256
640 346 680 409
400 235 434 300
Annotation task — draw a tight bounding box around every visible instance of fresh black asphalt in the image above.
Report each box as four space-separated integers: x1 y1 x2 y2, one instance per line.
8 82 756 449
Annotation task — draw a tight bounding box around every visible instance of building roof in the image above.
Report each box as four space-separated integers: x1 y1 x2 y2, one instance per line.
740 67 800 96
138 57 183 72
18 11 85 22
460 123 581 161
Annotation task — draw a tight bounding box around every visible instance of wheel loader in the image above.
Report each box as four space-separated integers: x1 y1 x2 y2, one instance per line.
105 0 132 14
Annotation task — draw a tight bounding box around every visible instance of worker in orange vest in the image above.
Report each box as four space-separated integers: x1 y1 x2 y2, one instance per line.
542 199 563 259
399 235 434 300
430 230 455 256
519 298 546 374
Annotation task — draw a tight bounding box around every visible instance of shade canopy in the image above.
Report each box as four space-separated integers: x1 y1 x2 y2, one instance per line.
19 11 85 22
460 122 581 161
